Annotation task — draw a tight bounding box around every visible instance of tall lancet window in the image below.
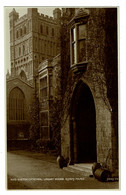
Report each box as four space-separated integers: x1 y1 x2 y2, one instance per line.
9 87 25 120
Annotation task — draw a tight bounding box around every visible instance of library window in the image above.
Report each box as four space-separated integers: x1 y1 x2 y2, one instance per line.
40 112 48 126
40 76 47 100
71 24 87 65
78 24 87 62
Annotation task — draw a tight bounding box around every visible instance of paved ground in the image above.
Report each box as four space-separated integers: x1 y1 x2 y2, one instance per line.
7 150 119 190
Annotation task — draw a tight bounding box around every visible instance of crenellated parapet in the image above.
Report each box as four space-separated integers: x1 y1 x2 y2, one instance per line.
38 13 58 24
11 8 61 27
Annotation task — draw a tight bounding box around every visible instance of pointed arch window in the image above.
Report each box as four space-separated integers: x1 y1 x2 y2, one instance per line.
20 70 27 80
9 87 25 120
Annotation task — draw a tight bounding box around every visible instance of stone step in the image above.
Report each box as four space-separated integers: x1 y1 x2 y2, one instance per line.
63 163 93 176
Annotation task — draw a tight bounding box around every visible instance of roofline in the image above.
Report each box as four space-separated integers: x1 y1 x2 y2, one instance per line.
6 76 34 88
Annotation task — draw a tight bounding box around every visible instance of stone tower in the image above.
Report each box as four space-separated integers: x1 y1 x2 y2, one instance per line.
9 8 61 83
9 8 19 76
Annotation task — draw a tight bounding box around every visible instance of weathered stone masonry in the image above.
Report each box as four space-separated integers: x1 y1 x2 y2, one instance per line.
60 8 118 176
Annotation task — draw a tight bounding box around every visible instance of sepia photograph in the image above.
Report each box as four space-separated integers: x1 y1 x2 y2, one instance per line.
5 5 119 190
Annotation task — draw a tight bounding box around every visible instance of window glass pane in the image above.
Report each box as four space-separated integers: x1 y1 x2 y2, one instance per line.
72 43 77 64
78 40 86 62
40 77 47 88
40 127 49 139
40 88 47 98
71 27 76 42
41 112 48 126
78 24 86 39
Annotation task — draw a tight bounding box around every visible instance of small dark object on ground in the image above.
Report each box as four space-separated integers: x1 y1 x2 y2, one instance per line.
92 162 101 175
92 162 112 182
89 174 94 178
57 156 69 168
94 168 111 182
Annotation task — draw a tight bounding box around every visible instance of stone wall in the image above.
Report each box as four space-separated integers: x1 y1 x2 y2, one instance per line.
61 8 118 175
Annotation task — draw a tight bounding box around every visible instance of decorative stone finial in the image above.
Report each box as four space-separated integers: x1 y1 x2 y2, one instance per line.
68 8 89 26
75 8 89 19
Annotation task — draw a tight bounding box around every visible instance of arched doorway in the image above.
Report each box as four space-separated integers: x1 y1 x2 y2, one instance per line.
70 81 97 163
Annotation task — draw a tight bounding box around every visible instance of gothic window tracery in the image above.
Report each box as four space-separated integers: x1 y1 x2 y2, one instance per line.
9 87 25 120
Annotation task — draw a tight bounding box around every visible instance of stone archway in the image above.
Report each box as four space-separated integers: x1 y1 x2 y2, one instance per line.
70 81 97 163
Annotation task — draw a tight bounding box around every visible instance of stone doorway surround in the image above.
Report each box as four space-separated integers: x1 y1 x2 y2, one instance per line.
70 81 97 164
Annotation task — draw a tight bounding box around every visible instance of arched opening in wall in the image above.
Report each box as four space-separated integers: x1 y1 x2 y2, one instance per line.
70 81 97 163
19 70 27 81
9 87 25 121
8 87 30 143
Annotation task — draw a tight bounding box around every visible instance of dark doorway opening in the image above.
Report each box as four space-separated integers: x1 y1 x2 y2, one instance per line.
70 81 97 163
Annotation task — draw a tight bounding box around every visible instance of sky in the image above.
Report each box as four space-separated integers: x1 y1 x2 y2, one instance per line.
4 7 60 73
